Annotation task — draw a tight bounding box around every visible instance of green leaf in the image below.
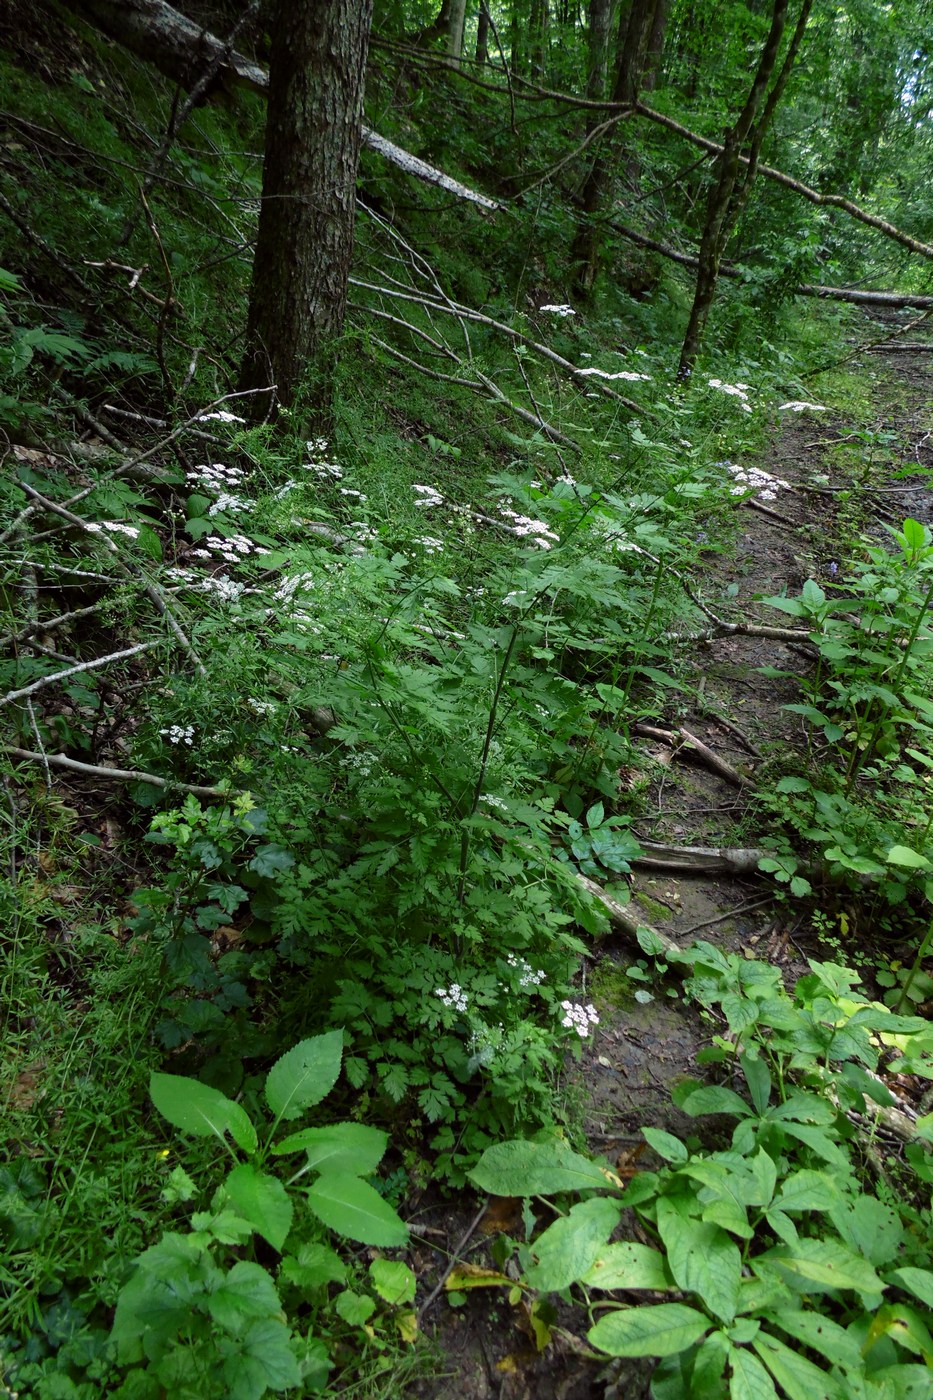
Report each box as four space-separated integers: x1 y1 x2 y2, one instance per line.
306 1173 408 1247
741 1054 772 1114
272 1121 388 1174
769 1309 863 1371
642 1127 689 1164
470 1139 609 1195
369 1258 416 1306
680 1085 753 1118
248 843 295 877
524 1196 621 1292
730 1344 779 1399
772 1169 840 1215
757 1239 882 1295
334 1290 376 1326
264 1032 343 1121
886 845 931 869
149 1073 257 1152
588 1303 710 1358
223 1317 301 1397
753 1331 845 1400
207 1260 283 1332
224 1164 293 1252
581 1241 672 1291
656 1201 741 1324
887 1267 933 1311
279 1241 346 1292
866 1303 933 1363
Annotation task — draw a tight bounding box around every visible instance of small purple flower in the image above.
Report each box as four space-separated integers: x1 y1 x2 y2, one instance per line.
828 561 839 577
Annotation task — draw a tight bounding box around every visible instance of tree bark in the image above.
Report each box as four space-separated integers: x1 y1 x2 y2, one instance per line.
475 2 490 64
238 0 373 427
678 0 812 378
447 0 468 63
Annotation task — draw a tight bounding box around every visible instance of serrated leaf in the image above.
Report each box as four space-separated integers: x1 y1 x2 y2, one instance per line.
307 1173 408 1246
370 1258 416 1305
224 1164 293 1252
470 1139 609 1195
280 1241 346 1292
588 1303 710 1357
150 1073 257 1152
524 1196 621 1292
581 1241 672 1291
656 1201 741 1324
264 1031 343 1121
223 1316 301 1397
272 1121 388 1174
207 1260 283 1332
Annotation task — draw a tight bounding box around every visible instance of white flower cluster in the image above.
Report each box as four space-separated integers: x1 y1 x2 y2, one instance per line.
540 304 575 317
778 400 827 413
248 698 276 716
577 367 651 382
200 574 244 603
412 483 445 508
480 793 508 810
339 487 367 501
560 1000 600 1037
272 480 299 500
191 534 257 564
160 724 194 746
499 506 559 549
303 438 343 478
415 535 444 555
502 589 530 607
708 378 753 414
197 410 245 424
274 571 315 604
344 750 375 777
726 462 791 502
507 954 546 988
85 521 140 539
208 491 252 517
436 983 469 1012
187 462 246 492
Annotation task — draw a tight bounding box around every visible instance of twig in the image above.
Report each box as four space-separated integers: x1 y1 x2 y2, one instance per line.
676 896 775 937
2 747 231 798
0 641 159 708
416 1197 490 1323
0 601 110 650
25 702 52 793
678 726 755 790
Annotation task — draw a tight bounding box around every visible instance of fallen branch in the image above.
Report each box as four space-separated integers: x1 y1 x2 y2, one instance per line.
0 641 159 708
2 746 231 798
632 841 764 875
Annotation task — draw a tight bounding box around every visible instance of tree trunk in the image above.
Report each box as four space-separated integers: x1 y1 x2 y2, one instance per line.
678 0 812 378
571 0 658 298
447 0 468 63
475 1 490 63
239 0 373 428
642 0 668 91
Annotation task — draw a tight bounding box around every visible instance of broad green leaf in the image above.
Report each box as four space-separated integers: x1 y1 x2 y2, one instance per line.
729 1344 779 1400
264 1032 343 1121
307 1173 408 1247
886 846 930 869
224 1164 293 1252
887 1267 933 1310
525 1196 621 1292
770 1309 863 1371
656 1201 741 1324
830 1194 903 1268
693 1330 730 1392
869 1364 933 1400
207 1260 283 1332
588 1303 710 1357
334 1290 376 1326
741 1054 772 1115
279 1241 346 1292
369 1258 416 1306
581 1241 672 1291
757 1239 882 1295
150 1073 257 1153
681 1085 753 1119
222 1317 301 1398
772 1169 840 1215
470 1139 609 1195
866 1303 933 1363
776 1122 850 1171
272 1121 387 1174
753 1330 845 1400
642 1127 689 1164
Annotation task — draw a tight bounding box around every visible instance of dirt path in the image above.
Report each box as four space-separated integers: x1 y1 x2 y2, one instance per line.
410 329 933 1399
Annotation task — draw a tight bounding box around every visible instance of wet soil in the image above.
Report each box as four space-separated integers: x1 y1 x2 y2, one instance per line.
408 321 933 1399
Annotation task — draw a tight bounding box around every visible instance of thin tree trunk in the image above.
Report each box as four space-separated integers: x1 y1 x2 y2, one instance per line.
447 0 468 62
678 0 812 378
642 0 668 91
239 0 373 428
475 2 490 63
571 0 658 297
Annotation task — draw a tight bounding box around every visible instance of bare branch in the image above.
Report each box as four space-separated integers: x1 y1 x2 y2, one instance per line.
1 641 159 708
3 745 231 798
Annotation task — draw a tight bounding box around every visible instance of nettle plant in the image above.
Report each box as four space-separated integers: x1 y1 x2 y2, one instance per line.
760 518 933 903
108 1031 413 1399
468 944 933 1399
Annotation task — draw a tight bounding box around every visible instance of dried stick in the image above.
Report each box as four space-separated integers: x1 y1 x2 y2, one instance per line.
678 726 755 790
1 641 159 708
2 746 230 798
415 1197 491 1323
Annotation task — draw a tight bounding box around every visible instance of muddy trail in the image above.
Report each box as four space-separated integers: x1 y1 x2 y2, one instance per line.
408 322 933 1399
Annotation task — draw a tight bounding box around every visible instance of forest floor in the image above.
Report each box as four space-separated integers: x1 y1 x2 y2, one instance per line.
408 318 933 1399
